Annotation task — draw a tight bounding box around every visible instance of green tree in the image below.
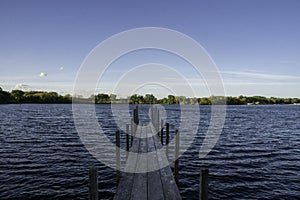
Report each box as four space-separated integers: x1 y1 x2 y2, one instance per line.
167 95 178 104
110 94 117 103
144 94 157 104
210 96 226 105
39 92 59 103
137 95 144 104
227 96 243 105
189 98 198 105
291 98 300 104
129 94 139 104
23 92 34 103
95 93 110 104
158 97 168 104
0 89 10 104
11 90 24 103
198 97 211 105
62 94 72 103
177 96 186 104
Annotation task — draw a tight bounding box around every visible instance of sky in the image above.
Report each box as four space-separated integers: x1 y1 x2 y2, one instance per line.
1 0 300 98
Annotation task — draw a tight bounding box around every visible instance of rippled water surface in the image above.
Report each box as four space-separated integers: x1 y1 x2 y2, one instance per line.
0 104 299 199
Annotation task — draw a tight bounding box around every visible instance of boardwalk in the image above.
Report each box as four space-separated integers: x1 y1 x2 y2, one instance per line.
114 124 182 200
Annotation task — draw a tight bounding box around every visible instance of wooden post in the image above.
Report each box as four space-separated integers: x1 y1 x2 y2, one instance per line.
160 119 163 137
166 123 169 159
152 107 156 131
200 168 209 200
131 120 134 146
157 110 160 137
136 105 139 124
89 166 98 200
151 107 154 127
161 125 164 145
133 107 139 134
174 129 179 185
134 106 139 125
126 124 130 159
116 130 120 185
157 109 160 131
154 107 158 131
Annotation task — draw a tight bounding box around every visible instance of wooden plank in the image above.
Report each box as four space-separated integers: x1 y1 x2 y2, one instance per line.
131 126 148 200
114 127 141 200
114 172 134 200
147 130 164 200
153 135 182 200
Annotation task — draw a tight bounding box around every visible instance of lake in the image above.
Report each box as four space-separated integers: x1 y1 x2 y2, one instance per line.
0 104 299 199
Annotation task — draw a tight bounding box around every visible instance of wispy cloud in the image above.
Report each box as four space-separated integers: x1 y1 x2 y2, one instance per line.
221 70 300 80
223 80 300 86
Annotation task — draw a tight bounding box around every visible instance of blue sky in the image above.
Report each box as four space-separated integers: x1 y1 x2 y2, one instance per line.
1 0 300 97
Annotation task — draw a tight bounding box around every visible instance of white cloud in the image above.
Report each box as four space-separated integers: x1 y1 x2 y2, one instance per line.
14 83 29 90
39 72 47 77
59 66 64 71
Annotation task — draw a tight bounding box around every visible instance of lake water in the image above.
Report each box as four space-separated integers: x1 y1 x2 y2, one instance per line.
0 104 299 199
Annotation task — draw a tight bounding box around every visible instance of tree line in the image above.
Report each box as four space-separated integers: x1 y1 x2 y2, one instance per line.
128 94 300 105
1 87 300 105
0 88 72 104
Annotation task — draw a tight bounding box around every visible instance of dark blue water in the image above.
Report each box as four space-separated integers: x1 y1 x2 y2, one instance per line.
0 104 299 199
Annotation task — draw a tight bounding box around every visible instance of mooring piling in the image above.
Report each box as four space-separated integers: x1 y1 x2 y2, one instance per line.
126 124 130 159
200 168 209 200
166 122 169 159
157 109 160 131
88 166 98 200
116 130 120 185
131 119 134 146
174 129 180 185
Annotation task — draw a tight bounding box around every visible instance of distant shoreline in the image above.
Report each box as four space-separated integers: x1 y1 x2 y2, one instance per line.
1 103 299 106
1 88 300 105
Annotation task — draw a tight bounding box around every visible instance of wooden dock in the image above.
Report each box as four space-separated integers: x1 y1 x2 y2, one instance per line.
114 124 182 200
89 106 209 200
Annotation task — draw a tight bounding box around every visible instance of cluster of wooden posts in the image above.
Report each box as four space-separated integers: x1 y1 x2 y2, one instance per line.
150 106 180 184
89 106 209 200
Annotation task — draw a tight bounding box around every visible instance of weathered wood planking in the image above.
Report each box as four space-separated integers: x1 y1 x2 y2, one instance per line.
114 124 182 200
147 127 165 200
153 133 181 200
113 126 141 200
131 127 148 200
